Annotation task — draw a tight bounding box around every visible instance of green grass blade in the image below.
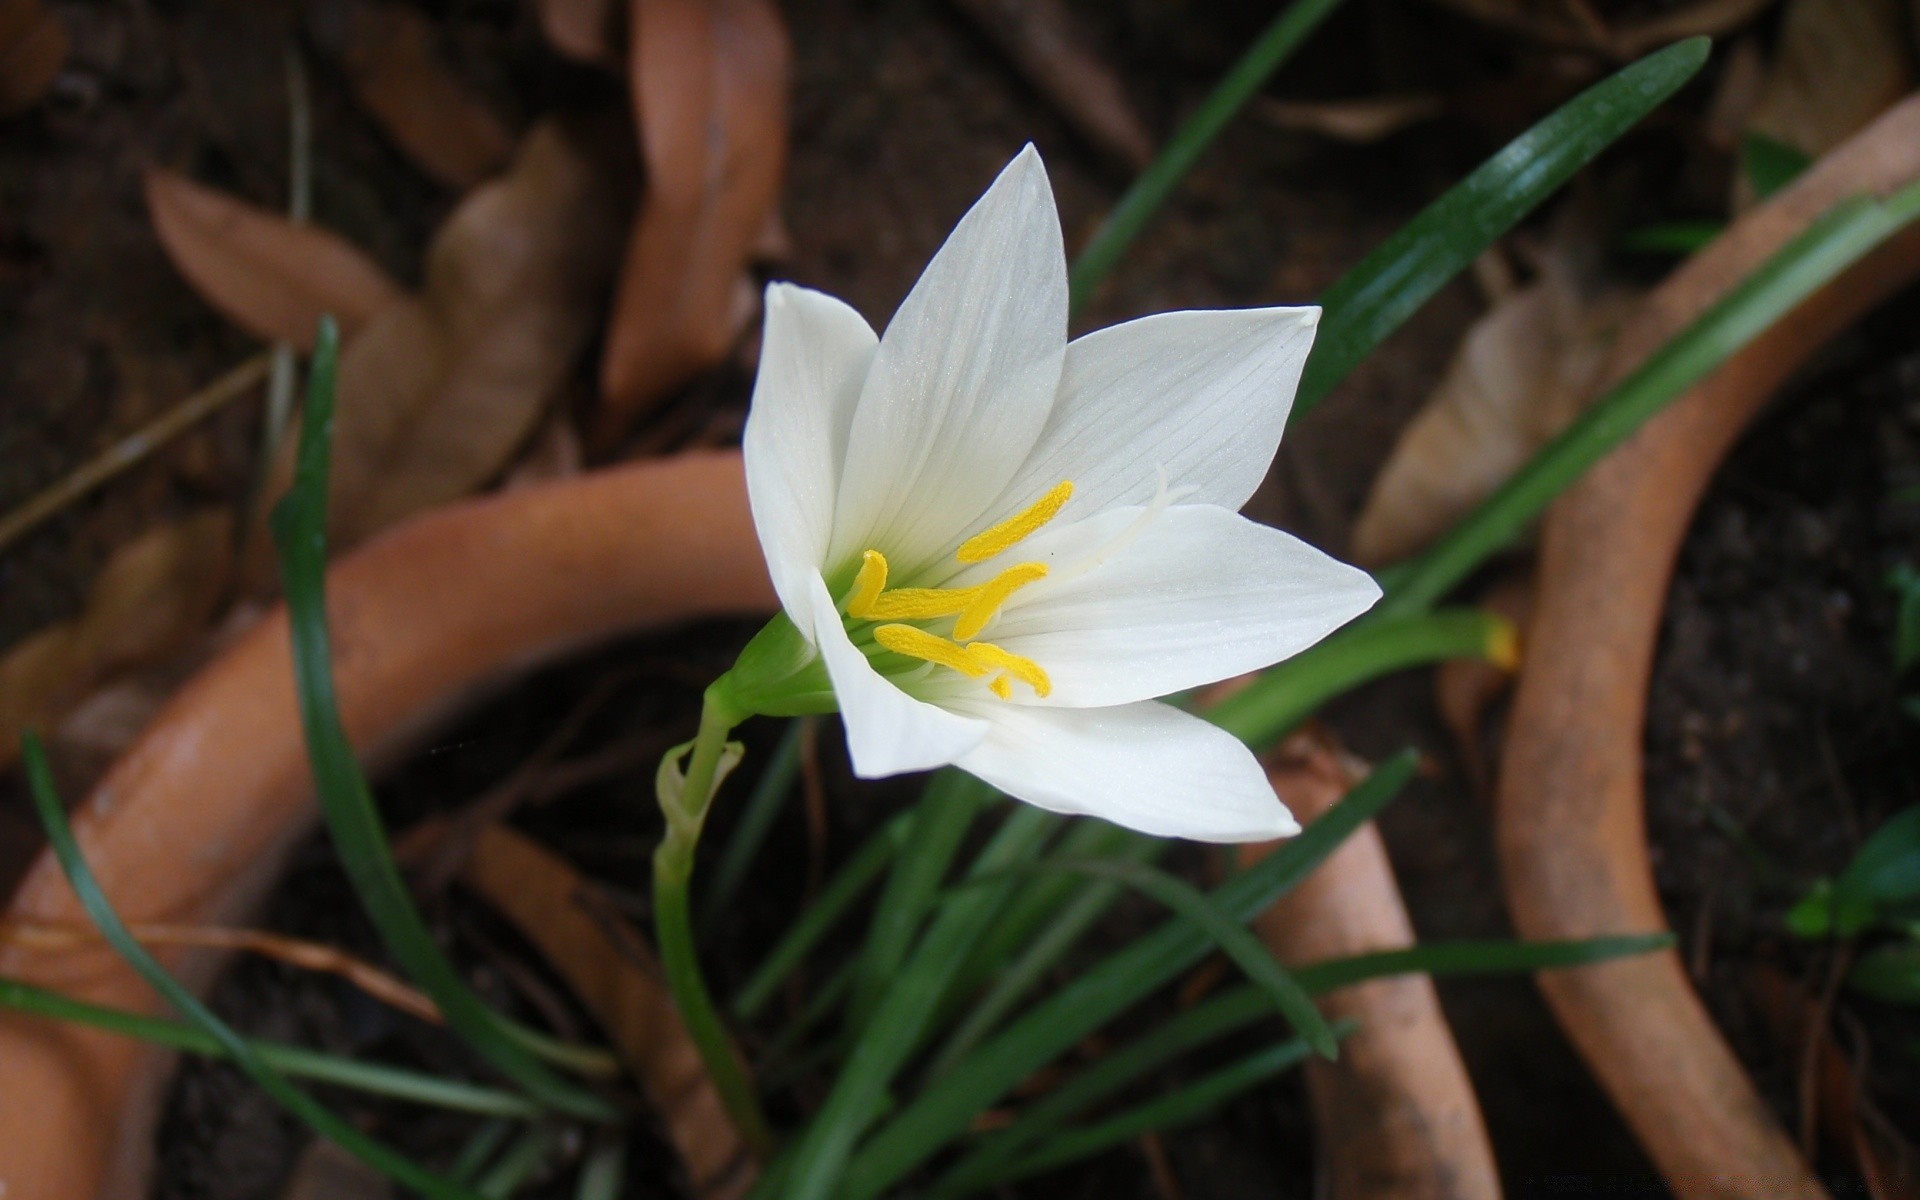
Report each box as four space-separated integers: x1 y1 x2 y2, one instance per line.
1377 181 1920 619
20 733 485 1200
0 975 543 1118
848 770 995 1030
1068 0 1349 310
999 858 1335 1057
837 751 1417 1199
268 318 614 1123
981 1031 1338 1187
704 717 805 921
733 807 919 1019
1295 38 1710 416
935 930 1666 1193
766 804 1059 1200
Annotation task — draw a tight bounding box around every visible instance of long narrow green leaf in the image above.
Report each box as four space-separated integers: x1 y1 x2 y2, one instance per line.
1068 0 1349 310
734 806 920 1018
704 717 805 920
1295 37 1709 416
849 770 994 1030
936 931 1669 1194
20 733 484 1200
269 318 613 1123
986 858 1335 1057
766 803 1059 1200
0 975 543 1119
1377 179 1920 619
982 1031 1337 1187
837 751 1417 1200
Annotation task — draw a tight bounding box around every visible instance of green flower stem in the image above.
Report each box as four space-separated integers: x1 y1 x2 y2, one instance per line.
652 684 776 1159
1068 0 1350 311
0 975 542 1119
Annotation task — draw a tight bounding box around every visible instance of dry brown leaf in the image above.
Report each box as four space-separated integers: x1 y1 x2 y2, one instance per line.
948 0 1155 170
146 170 405 351
1433 572 1532 802
540 0 625 67
1351 255 1632 567
285 117 630 550
0 0 67 117
1257 95 1443 144
596 0 791 442
0 510 232 772
1738 0 1913 208
1423 0 1775 56
324 0 517 189
458 823 756 1200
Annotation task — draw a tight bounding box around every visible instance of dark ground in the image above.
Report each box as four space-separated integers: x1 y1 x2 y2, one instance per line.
2 0 1917 1196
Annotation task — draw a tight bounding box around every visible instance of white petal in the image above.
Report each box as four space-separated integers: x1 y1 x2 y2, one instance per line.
806 574 988 777
982 504 1380 707
743 283 879 632
994 306 1319 519
828 145 1069 576
951 700 1297 842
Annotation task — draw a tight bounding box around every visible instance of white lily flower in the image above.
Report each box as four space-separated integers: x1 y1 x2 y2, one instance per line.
737 145 1381 842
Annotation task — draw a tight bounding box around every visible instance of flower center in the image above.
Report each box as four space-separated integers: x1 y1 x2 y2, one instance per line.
840 481 1071 700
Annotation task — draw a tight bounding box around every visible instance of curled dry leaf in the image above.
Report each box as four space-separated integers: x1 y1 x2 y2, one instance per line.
0 510 232 772
948 0 1155 170
284 117 631 551
1422 0 1775 58
596 0 791 442
1237 731 1501 1200
1499 96 1920 1199
1257 95 1444 144
457 823 756 1200
319 0 516 189
1351 253 1632 567
1736 0 1912 208
145 170 405 351
1433 572 1532 803
0 0 67 117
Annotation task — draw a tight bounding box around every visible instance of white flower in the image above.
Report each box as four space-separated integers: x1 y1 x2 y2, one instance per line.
740 145 1380 842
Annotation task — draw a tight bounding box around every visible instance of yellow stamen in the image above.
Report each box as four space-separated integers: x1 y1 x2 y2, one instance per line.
956 481 1073 564
989 675 1013 700
964 641 1052 698
952 563 1047 640
860 587 975 621
873 624 989 677
845 550 890 617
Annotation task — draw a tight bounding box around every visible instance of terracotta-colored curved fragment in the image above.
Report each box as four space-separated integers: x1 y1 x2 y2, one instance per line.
1241 737 1501 1200
1498 95 1920 1200
0 451 773 1200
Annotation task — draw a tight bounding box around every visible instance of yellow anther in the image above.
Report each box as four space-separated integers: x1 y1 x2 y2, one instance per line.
861 587 975 621
956 481 1073 564
952 562 1047 640
845 550 890 618
989 675 1013 700
964 641 1052 698
873 624 989 677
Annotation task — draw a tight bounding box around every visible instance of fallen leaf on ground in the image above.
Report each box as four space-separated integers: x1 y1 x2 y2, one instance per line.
0 0 67 117
1423 0 1775 57
1737 0 1912 208
0 510 232 772
456 822 756 1200
596 0 790 443
255 116 631 553
1351 248 1633 567
948 0 1155 170
1433 572 1532 802
540 0 625 67
319 0 517 189
1257 95 1443 144
146 170 405 351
